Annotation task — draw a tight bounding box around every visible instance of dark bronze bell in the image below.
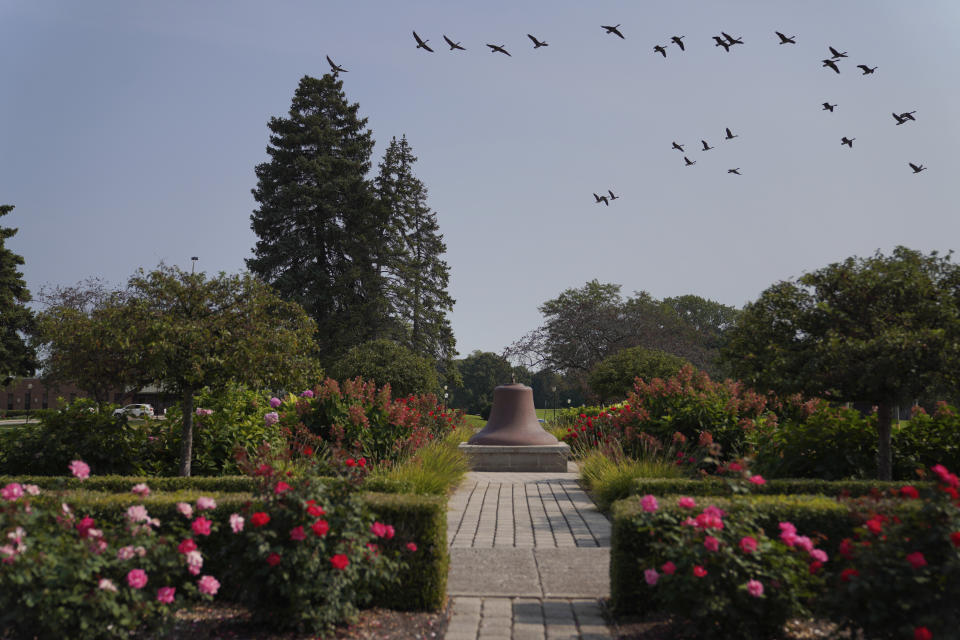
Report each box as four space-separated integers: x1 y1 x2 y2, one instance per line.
468 383 559 446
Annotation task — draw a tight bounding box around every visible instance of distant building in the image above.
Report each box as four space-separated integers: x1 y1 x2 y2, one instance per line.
2 378 175 414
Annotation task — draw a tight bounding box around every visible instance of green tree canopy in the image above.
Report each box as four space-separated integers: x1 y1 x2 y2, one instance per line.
450 351 530 418
34 266 319 476
247 74 387 365
330 339 438 397
721 246 960 479
0 205 36 382
588 346 691 403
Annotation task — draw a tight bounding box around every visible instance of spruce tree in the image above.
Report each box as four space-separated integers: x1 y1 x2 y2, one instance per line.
247 74 390 364
374 136 456 368
0 205 36 382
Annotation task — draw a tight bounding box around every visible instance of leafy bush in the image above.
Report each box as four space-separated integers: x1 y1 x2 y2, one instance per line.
330 339 439 397
156 383 286 476
749 400 878 480
0 467 219 639
274 378 465 467
587 346 690 403
892 402 960 477
0 400 155 476
828 465 960 639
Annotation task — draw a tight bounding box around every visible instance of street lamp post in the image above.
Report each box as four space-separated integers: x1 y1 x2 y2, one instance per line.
191 257 199 274
552 386 557 423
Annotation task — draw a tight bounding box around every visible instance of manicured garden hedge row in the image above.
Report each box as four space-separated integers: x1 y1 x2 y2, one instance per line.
630 477 932 498
28 487 447 612
609 494 861 615
0 475 261 493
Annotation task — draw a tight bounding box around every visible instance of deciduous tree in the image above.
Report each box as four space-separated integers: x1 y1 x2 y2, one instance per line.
722 246 960 480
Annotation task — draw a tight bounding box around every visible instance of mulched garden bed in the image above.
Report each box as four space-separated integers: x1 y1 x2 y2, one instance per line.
151 602 451 640
611 612 862 640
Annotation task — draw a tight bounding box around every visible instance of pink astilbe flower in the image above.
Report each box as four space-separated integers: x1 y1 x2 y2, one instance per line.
131 483 151 497
126 569 148 589
641 494 659 513
746 579 764 597
197 575 220 596
229 513 244 533
156 586 176 603
196 496 217 511
69 460 90 480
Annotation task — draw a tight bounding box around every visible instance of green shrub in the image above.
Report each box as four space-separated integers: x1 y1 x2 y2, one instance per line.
892 402 960 477
0 399 155 476
629 477 931 499
749 401 878 480
330 339 439 397
587 346 689 403
157 382 286 476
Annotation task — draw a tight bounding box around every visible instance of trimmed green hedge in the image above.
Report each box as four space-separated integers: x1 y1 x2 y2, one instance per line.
361 492 448 610
0 475 261 493
630 477 932 499
610 494 859 615
26 486 447 612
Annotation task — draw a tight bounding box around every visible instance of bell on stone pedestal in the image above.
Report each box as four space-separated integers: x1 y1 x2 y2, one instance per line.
468 383 559 446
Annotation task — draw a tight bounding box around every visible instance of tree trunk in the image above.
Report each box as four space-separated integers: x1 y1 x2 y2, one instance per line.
876 400 894 481
179 386 194 477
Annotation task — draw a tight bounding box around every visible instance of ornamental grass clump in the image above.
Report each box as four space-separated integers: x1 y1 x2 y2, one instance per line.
0 462 219 639
629 464 826 638
827 464 960 639
223 454 418 634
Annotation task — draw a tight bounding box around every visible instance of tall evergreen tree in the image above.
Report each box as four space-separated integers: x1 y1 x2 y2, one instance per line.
247 74 390 364
374 136 456 367
0 205 36 382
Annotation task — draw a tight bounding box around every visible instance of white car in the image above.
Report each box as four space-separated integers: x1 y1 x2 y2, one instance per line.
113 404 155 418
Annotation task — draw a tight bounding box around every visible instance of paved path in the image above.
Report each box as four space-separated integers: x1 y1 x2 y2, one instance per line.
445 468 613 640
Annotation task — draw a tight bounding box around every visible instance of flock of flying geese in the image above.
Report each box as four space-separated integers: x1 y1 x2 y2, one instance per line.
323 22 929 208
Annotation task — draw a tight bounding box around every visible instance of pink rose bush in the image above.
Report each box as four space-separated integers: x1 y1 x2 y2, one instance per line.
0 461 221 640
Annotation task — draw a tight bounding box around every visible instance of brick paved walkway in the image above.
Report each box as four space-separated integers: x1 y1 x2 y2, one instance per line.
445 468 613 640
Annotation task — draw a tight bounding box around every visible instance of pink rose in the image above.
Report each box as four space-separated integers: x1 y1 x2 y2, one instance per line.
185 550 203 575
197 575 220 596
2 483 24 501
644 568 659 586
23 484 40 496
677 496 696 509
693 565 707 578
126 569 148 589
131 483 150 497
274 481 291 495
371 522 387 538
98 578 118 592
191 516 212 537
196 496 217 511
290 526 306 541
176 502 194 519
156 587 176 604
740 536 758 553
641 494 659 513
704 535 720 552
125 505 150 524
661 561 676 575
748 475 766 486
746 579 764 597
177 539 197 554
229 513 244 533
810 548 828 563
406 542 418 552
907 551 927 569
69 460 90 480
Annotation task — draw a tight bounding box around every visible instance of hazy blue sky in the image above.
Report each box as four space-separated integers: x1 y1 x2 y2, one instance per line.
3 1 958 359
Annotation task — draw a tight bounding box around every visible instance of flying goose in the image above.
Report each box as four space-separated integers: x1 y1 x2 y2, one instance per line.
654 44 667 57
671 141 685 152
413 31 434 52
822 59 840 73
909 162 926 174
487 43 511 56
602 24 625 39
671 35 685 50
326 55 347 74
828 46 848 59
527 34 548 48
608 189 619 201
713 36 731 52
443 35 466 51
724 127 738 140
841 136 855 147
722 32 744 45
728 168 741 175
822 102 836 112
593 192 610 205
684 156 696 166
857 65 877 75
775 31 796 44
701 139 714 151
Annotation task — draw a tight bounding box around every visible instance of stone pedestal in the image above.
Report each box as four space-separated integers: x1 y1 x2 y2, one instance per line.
459 443 571 472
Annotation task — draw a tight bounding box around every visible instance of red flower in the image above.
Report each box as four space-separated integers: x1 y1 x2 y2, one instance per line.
345 458 357 467
865 517 884 535
251 512 270 527
841 568 859 582
358 458 366 468
266 552 281 567
177 539 197 554
906 551 927 569
302 446 314 456
330 554 349 570
274 481 291 495
809 561 823 574
254 464 274 477
950 531 960 547
307 504 326 517
290 526 306 541
406 542 417 552
693 566 707 578
839 538 854 559
914 627 933 640
900 485 920 499
311 519 330 537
